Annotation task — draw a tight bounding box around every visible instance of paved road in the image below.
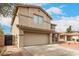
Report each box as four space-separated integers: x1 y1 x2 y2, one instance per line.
24 44 79 56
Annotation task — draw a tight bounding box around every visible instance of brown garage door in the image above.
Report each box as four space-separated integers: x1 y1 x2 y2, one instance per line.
24 32 49 46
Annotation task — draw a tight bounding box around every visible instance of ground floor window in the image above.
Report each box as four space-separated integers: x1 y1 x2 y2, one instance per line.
4 35 12 46
67 36 71 41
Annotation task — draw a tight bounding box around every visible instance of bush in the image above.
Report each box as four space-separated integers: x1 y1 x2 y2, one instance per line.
76 39 79 42
72 38 75 41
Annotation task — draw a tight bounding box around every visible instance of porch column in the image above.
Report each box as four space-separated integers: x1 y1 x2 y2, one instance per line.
64 35 67 41
58 34 60 42
75 38 77 42
18 30 24 47
49 33 52 44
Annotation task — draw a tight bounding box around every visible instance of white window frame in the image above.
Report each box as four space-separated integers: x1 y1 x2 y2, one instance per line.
33 14 43 25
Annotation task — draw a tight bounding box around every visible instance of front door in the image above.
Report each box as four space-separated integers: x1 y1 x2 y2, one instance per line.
52 34 58 43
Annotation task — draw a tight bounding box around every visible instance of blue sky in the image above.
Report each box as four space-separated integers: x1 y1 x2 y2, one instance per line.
41 3 79 20
1 3 79 34
0 16 11 34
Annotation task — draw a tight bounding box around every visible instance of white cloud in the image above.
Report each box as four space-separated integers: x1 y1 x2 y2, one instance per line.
46 7 63 15
0 16 11 27
46 4 67 15
51 16 79 32
59 5 66 8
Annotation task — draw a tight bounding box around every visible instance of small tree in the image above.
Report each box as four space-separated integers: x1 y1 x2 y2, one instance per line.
0 3 15 17
77 39 79 42
66 26 72 33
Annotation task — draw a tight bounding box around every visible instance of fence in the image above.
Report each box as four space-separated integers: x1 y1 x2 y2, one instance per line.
0 35 4 46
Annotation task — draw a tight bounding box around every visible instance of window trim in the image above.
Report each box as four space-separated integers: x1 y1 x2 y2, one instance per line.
33 14 39 24
33 14 44 25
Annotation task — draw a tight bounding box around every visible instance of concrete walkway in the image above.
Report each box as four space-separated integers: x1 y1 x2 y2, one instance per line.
24 44 79 56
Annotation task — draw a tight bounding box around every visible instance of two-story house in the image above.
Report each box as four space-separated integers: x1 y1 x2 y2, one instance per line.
11 4 55 48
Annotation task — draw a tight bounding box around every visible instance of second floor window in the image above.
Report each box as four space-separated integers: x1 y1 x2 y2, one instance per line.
33 14 43 25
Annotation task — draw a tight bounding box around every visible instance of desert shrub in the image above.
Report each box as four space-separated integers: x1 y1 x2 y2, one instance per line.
72 38 75 41
76 39 79 42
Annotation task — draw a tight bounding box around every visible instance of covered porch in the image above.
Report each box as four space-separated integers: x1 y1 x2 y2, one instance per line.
59 33 79 42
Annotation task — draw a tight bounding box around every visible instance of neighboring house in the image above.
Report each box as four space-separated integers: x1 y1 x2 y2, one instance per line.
59 31 79 42
11 4 56 47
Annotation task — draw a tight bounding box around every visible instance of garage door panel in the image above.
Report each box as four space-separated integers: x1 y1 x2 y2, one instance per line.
24 33 48 46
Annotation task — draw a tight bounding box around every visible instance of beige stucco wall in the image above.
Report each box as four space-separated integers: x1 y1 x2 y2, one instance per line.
12 6 53 47
18 7 51 30
71 36 79 39
12 15 20 47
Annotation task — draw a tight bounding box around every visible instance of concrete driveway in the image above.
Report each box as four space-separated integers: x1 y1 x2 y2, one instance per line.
3 44 79 56
24 44 79 56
